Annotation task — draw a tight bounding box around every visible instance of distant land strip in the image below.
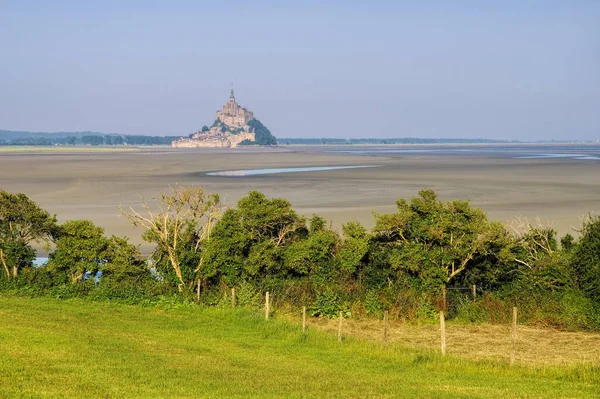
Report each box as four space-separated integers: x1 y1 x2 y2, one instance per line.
1 129 595 146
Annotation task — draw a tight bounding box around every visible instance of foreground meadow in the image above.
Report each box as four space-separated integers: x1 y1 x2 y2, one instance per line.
0 296 598 398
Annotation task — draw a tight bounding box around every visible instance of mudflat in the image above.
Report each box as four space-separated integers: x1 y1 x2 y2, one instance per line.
1 145 599 254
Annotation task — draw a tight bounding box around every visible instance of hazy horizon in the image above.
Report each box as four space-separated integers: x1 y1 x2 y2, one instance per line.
1 1 598 141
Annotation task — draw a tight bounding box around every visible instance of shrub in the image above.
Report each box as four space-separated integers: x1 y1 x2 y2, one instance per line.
311 289 343 318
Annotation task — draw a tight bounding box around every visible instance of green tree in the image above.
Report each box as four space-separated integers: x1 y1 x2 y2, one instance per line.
372 189 502 290
203 191 306 286
101 236 152 285
571 216 600 302
337 221 370 275
561 233 575 252
0 190 56 279
284 215 339 277
241 119 277 146
48 220 108 283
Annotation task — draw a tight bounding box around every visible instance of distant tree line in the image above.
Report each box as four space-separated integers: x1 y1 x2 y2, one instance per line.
0 130 180 146
1 187 599 330
0 135 180 146
278 138 516 145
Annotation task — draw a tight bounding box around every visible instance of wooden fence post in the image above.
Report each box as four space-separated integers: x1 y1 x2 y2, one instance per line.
337 310 343 343
472 284 476 301
265 291 270 320
302 306 307 333
510 307 517 365
231 287 236 308
442 286 447 311
196 279 201 303
440 310 446 356
383 310 389 343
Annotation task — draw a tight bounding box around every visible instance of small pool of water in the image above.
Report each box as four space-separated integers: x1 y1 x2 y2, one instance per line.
33 257 48 266
206 165 379 176
515 154 600 160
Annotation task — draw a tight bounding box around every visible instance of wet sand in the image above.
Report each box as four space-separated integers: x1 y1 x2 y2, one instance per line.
1 146 598 254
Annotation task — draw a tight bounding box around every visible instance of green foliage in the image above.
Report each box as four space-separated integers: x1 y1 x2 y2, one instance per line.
101 236 153 286
235 280 261 308
201 125 209 132
3 187 600 331
0 190 57 279
514 289 600 330
363 290 383 317
238 139 254 146
204 191 306 285
414 295 438 323
338 221 370 274
571 216 600 303
453 296 489 323
311 289 342 318
48 220 108 283
513 252 574 293
561 233 575 252
241 118 277 146
373 189 508 291
284 228 339 276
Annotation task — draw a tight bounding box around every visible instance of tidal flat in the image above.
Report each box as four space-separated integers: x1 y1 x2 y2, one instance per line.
0 144 598 254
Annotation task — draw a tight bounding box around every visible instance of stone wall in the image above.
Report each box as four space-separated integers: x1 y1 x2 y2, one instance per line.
172 132 255 148
229 132 255 147
172 139 231 148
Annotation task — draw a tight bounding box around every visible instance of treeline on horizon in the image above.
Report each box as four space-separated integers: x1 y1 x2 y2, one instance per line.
1 187 599 330
0 130 180 146
2 130 592 146
278 137 516 145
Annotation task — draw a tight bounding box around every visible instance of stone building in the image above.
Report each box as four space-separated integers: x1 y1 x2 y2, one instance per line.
172 87 257 148
215 87 254 128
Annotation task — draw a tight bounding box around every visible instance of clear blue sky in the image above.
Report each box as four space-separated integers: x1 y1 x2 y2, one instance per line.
1 1 598 140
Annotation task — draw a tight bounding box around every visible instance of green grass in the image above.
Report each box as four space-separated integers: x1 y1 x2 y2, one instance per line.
0 296 598 398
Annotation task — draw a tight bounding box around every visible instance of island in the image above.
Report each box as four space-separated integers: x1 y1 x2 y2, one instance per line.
172 87 277 148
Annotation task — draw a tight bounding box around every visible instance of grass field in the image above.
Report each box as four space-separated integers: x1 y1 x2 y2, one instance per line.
0 296 598 398
308 316 600 366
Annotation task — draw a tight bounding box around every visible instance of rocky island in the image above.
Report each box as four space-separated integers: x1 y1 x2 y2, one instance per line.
172 87 277 148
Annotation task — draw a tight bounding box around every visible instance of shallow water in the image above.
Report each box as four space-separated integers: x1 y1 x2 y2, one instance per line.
515 154 600 160
327 145 600 160
33 257 48 266
206 165 379 176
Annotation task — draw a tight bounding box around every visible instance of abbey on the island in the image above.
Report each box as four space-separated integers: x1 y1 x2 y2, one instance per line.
172 86 276 148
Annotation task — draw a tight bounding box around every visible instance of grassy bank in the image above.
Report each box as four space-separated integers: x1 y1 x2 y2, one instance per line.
0 296 598 398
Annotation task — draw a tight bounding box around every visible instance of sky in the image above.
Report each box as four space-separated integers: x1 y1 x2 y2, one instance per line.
1 1 598 140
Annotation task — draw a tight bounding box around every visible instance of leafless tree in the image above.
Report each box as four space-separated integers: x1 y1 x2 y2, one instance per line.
121 185 223 291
